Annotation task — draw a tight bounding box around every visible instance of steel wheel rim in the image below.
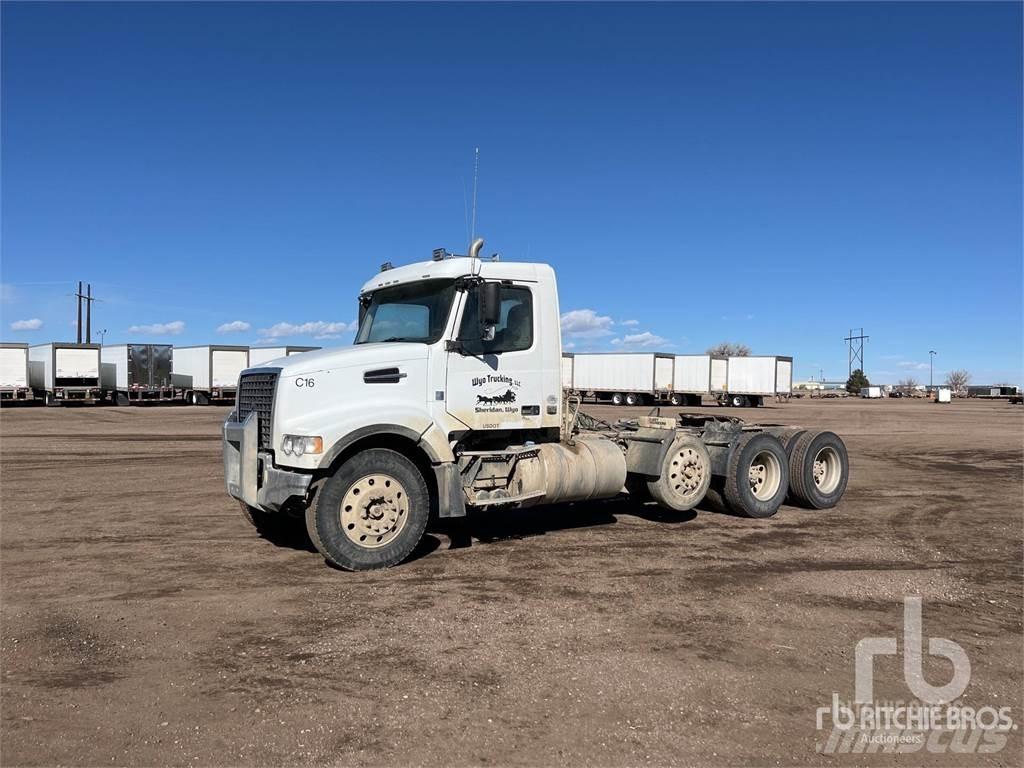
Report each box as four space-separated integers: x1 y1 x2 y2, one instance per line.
748 450 782 501
340 473 409 549
670 446 706 496
813 446 841 494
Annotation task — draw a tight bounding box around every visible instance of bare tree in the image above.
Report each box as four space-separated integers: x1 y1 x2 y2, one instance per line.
945 369 971 394
898 377 919 390
706 342 751 357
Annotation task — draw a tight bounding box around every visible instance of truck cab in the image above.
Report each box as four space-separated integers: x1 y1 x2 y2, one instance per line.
225 241 567 564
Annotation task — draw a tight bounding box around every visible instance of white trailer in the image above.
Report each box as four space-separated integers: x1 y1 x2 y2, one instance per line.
223 238 851 571
563 352 675 406
101 344 175 405
861 386 883 399
936 388 952 404
716 356 794 407
248 346 320 367
0 343 32 402
172 345 249 405
28 343 101 405
671 355 728 406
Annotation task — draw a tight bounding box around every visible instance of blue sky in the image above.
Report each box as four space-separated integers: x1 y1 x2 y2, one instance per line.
2 2 1021 385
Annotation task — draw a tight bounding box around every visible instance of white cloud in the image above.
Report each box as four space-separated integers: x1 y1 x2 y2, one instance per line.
217 320 251 334
620 319 639 327
897 360 930 371
560 309 614 338
611 331 669 348
10 318 42 331
127 320 185 336
259 320 355 339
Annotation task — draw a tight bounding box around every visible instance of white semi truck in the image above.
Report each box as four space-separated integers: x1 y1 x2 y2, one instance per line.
223 241 849 571
0 343 32 402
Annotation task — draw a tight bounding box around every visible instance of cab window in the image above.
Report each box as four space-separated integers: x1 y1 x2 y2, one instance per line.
459 285 533 354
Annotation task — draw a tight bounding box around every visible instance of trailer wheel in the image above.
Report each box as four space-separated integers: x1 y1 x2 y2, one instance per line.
723 433 789 518
114 392 130 407
625 392 641 406
44 392 56 407
730 394 747 407
669 392 684 406
777 429 807 462
611 392 625 406
647 435 712 511
788 431 848 509
305 448 429 571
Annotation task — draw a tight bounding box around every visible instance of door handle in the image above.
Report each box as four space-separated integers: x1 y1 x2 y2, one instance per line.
363 368 407 384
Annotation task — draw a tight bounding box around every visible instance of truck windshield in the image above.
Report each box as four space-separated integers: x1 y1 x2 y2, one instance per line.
355 279 457 345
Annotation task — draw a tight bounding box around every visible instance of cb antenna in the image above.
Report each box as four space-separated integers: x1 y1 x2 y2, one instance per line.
470 147 480 246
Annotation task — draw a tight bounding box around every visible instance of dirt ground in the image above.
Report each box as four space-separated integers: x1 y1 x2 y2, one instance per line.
1 397 1021 767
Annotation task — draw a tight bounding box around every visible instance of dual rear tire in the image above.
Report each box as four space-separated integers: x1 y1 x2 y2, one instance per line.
709 430 848 517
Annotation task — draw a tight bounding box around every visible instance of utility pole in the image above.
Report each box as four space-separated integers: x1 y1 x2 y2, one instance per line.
929 350 936 390
99 329 108 345
76 281 83 343
74 282 99 343
844 328 869 377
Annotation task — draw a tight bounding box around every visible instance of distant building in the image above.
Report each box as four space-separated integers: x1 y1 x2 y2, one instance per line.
967 385 1019 398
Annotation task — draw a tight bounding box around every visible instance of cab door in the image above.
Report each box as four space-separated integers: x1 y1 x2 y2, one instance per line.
445 283 546 432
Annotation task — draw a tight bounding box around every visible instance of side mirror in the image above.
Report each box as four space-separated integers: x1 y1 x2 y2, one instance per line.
478 282 502 332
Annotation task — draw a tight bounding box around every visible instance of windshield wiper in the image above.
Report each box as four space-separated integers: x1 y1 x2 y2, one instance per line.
356 336 425 344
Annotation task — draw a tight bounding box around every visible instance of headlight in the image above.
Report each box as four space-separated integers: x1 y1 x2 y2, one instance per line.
281 435 323 455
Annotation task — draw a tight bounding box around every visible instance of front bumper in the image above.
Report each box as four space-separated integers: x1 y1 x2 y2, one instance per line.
223 410 312 512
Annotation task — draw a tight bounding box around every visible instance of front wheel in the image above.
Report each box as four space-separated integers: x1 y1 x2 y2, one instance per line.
669 392 684 406
305 448 429 570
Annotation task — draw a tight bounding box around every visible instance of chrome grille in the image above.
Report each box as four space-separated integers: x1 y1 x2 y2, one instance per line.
237 372 278 449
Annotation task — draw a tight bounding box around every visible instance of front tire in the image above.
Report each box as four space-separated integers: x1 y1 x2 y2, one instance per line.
669 392 684 406
723 433 789 518
305 448 429 571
